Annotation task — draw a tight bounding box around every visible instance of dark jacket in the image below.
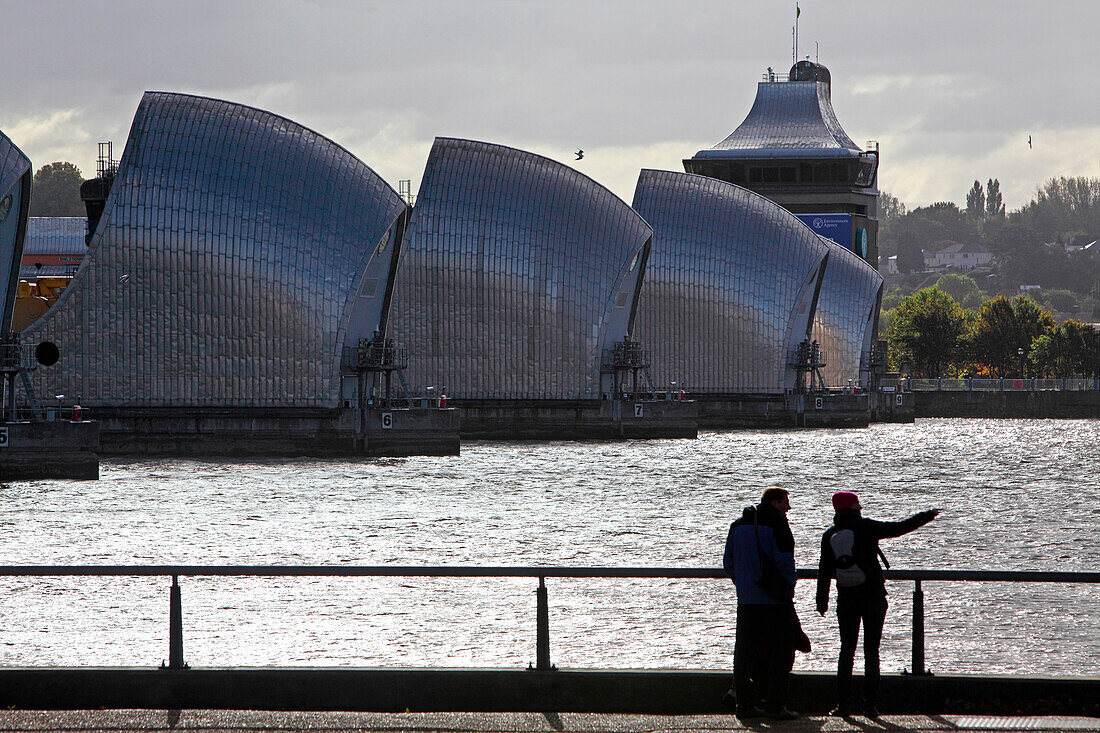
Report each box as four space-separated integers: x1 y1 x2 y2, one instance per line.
723 503 797 605
816 508 936 613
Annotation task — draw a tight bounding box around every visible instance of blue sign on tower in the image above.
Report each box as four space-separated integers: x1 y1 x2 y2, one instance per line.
796 213 852 250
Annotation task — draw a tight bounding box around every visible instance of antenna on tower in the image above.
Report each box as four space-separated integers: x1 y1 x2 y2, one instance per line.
794 3 801 64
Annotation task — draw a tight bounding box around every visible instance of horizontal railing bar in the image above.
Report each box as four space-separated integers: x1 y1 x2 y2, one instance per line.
0 566 1096 583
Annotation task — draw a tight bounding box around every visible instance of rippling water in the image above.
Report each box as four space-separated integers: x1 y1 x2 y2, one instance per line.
3 419 1097 675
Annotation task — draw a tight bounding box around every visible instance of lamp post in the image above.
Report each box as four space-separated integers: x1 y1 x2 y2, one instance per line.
1017 348 1025 379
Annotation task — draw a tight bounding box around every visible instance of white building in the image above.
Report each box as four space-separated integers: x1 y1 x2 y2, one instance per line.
924 242 993 271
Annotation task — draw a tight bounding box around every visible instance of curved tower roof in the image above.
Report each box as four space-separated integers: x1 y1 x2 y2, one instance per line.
0 130 32 331
811 239 883 388
26 91 408 407
631 169 830 394
690 61 863 161
387 137 652 400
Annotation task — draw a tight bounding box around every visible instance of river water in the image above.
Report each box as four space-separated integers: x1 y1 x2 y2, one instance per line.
2 418 1097 675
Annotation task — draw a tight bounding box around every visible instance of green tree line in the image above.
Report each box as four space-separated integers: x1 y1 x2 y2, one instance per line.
883 278 1100 378
879 176 1100 321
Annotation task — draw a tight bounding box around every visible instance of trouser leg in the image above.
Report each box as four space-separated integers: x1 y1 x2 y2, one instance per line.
836 597 862 708
762 604 794 711
733 605 761 707
862 597 888 707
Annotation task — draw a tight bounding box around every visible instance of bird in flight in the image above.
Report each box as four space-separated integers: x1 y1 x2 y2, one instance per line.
1027 135 1032 149
575 149 584 160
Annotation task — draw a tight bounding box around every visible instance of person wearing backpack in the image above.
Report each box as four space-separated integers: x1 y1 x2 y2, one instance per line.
816 491 939 718
721 486 800 721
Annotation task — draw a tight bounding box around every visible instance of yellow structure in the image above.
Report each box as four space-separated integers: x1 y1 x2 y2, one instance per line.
12 277 70 332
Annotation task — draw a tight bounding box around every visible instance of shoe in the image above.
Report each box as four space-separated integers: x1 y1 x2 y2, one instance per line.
765 706 799 720
720 689 736 710
735 705 765 719
829 706 854 717
863 706 880 718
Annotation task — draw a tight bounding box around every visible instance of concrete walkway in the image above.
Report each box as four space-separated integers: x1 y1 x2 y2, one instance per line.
0 711 1096 732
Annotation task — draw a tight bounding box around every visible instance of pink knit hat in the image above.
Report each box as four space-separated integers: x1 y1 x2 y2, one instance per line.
832 491 861 511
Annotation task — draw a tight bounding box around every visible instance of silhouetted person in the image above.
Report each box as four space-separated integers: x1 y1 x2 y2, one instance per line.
816 491 940 717
722 486 799 721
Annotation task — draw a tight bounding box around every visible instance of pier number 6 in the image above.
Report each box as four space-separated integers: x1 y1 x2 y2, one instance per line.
0 426 7 447
381 412 393 429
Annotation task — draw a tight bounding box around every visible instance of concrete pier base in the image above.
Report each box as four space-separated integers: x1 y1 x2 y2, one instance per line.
695 393 871 429
0 420 100 480
86 406 459 458
870 390 916 423
453 399 698 440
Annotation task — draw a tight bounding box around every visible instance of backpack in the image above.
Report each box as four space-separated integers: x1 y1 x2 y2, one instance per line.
829 528 866 587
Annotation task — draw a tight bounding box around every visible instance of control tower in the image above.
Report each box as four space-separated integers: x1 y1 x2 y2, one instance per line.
684 60 880 266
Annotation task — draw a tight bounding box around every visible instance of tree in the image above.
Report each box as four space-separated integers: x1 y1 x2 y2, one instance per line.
885 287 970 377
876 191 908 259
966 180 985 220
1030 320 1100 377
986 178 1005 219
1017 176 1100 243
30 162 85 216
934 273 985 310
967 295 1054 377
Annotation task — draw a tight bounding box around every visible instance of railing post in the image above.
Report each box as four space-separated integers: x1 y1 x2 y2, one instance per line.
535 576 552 670
910 578 929 675
166 575 188 669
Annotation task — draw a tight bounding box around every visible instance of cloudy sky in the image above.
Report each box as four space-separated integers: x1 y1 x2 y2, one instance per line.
4 0 1098 211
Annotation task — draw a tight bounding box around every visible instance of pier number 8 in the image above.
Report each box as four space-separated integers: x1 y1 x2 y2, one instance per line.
0 426 8 447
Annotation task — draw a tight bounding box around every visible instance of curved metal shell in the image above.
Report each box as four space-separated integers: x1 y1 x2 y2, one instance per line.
811 239 883 388
0 130 32 331
26 92 408 407
631 169 831 394
388 138 652 400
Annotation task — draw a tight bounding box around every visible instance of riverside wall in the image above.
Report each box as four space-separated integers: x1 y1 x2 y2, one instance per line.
914 390 1100 418
0 668 1094 716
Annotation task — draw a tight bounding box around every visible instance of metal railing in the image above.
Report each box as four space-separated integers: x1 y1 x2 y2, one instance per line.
908 377 1100 392
1 565 1096 673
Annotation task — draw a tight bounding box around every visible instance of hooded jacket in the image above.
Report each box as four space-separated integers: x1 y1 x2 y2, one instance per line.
816 508 936 612
723 502 797 605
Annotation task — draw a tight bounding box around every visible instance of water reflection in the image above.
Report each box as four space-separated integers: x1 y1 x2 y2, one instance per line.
1 419 1096 674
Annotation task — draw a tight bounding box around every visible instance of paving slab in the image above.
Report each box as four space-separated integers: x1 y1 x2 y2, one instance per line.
0 711 1095 733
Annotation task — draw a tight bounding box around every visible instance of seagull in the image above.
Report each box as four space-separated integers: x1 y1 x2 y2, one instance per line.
1028 135 1032 149
575 149 584 160
118 274 130 283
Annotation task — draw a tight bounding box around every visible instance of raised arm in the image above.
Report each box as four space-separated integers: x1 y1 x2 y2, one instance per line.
865 509 940 540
